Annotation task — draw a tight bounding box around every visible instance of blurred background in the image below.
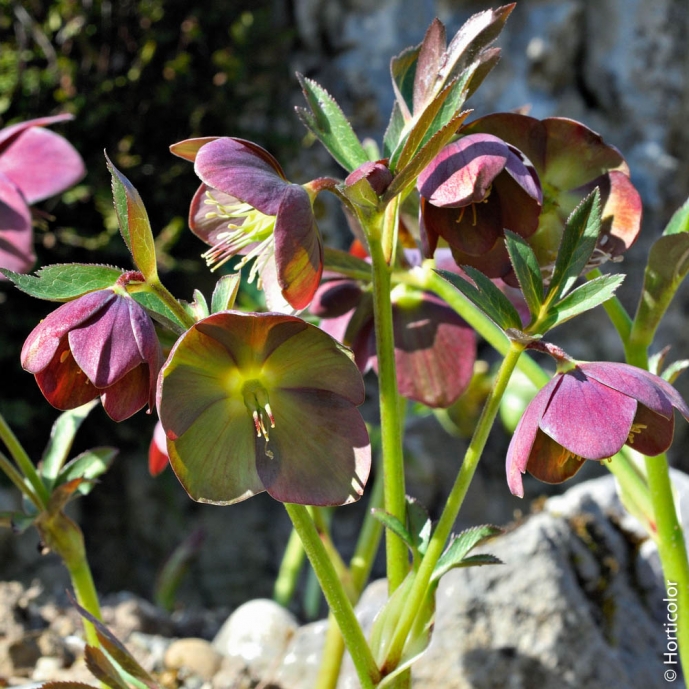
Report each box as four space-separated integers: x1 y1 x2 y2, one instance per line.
1 0 688 617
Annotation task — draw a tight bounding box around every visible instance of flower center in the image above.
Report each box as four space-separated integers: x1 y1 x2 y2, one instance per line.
627 422 647 445
455 188 492 227
241 379 275 441
201 192 276 281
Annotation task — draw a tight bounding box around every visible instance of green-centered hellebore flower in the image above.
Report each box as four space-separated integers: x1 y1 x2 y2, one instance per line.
418 132 543 282
21 272 162 421
157 311 371 506
170 137 323 311
507 360 689 497
462 114 642 273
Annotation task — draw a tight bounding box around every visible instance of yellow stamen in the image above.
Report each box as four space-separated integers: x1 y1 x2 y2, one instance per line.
627 422 647 445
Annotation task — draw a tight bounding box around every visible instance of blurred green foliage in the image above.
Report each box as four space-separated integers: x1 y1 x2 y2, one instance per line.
0 0 299 449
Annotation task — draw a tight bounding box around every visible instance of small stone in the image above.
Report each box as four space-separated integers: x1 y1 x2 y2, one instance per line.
31 656 65 681
212 599 297 681
164 638 223 680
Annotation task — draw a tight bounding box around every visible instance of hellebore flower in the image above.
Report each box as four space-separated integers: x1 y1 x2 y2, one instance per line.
311 251 477 408
21 274 162 422
506 361 689 497
171 137 323 310
156 311 371 506
462 114 642 272
418 132 542 281
0 114 85 274
149 420 169 476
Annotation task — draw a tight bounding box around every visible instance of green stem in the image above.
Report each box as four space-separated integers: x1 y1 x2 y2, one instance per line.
284 503 381 688
316 467 385 689
586 269 633 354
0 412 49 507
0 449 42 511
606 448 654 526
368 208 408 594
382 342 524 673
273 526 307 608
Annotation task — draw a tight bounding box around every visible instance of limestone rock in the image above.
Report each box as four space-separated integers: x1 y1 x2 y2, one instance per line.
164 637 223 680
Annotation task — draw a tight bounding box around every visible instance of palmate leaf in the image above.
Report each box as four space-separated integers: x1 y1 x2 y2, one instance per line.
56 447 119 497
0 263 123 301
546 189 602 302
106 155 158 281
131 290 188 334
296 74 369 173
436 266 523 332
504 230 543 318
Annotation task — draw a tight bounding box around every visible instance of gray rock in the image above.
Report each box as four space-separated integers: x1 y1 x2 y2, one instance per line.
164 638 223 681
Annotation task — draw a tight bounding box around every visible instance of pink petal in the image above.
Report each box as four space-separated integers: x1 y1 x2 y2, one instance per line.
0 114 74 150
0 127 84 204
0 173 34 274
539 369 637 459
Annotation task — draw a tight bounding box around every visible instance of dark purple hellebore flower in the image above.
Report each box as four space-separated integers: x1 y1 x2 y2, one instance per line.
0 114 85 275
21 274 162 422
170 137 323 311
418 132 542 281
156 311 371 506
462 114 642 272
506 361 689 497
311 251 477 409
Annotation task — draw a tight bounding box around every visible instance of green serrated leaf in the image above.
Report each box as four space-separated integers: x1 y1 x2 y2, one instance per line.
432 524 503 582
84 646 131 689
436 267 522 332
390 44 420 119
546 274 624 329
406 496 432 558
106 154 158 280
189 289 210 319
211 273 241 313
383 102 407 158
631 210 689 345
1 264 123 301
371 508 414 551
296 75 369 173
131 291 188 334
504 230 543 317
56 447 119 496
40 401 100 487
452 553 503 567
546 189 602 302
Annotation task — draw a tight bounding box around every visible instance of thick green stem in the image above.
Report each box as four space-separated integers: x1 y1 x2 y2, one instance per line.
316 467 385 689
382 343 524 672
368 207 408 594
284 503 381 688
0 413 49 507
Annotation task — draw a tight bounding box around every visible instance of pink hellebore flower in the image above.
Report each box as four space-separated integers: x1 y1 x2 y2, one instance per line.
171 137 323 311
21 273 162 422
0 114 85 274
506 361 689 497
157 311 371 506
418 132 542 281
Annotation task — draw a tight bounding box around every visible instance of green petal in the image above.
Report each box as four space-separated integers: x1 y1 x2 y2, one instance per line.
168 398 264 505
263 323 365 404
256 389 371 506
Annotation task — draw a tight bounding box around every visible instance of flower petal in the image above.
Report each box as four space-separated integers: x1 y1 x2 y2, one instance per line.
506 375 561 497
418 134 509 207
0 173 34 273
256 388 370 506
0 126 85 204
195 137 288 216
526 429 588 484
167 399 264 505
100 364 150 421
273 184 323 310
539 368 637 459
0 114 74 151
21 291 116 374
627 404 675 456
188 183 242 246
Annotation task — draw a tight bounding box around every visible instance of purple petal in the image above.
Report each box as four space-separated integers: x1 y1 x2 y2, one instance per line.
506 375 562 497
128 298 162 411
100 364 150 421
418 134 510 207
256 388 370 506
273 184 323 310
169 137 220 162
503 146 542 202
0 127 84 204
0 114 74 151
309 277 363 319
68 295 146 387
188 183 243 246
628 404 675 456
21 291 115 374
526 429 588 484
539 368 636 459
580 362 683 420
195 137 288 216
